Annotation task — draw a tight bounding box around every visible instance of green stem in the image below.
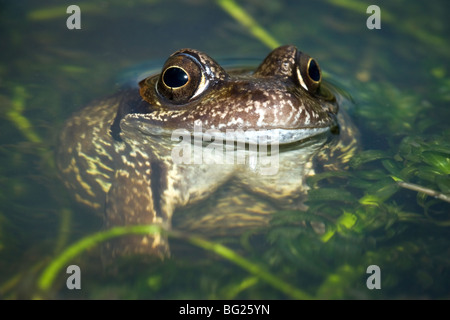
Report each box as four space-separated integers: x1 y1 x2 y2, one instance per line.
38 225 161 291
6 86 42 144
53 208 72 255
216 0 281 49
188 234 313 299
38 225 313 299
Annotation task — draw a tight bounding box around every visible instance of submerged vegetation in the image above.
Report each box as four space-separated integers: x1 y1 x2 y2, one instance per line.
0 0 449 299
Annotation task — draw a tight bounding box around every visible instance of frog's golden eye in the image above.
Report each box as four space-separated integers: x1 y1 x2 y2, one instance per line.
156 53 208 104
163 67 189 88
307 59 321 83
296 52 322 94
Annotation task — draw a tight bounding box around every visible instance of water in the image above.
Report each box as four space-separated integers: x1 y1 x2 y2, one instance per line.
0 0 449 299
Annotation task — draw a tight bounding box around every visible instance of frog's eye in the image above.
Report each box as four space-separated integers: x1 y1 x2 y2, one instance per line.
296 52 322 94
156 53 208 104
163 67 189 88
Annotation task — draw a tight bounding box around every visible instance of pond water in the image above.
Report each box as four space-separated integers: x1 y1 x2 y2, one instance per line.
0 0 449 299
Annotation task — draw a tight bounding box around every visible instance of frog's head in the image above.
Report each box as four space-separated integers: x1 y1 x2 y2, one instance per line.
119 45 339 144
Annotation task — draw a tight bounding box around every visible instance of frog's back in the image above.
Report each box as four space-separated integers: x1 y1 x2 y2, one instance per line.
56 94 121 211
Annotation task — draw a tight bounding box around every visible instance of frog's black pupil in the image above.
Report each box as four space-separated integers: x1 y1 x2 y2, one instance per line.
164 67 189 88
308 60 320 82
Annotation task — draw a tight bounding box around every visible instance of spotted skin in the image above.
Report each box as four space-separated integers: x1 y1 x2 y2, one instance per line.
56 45 359 259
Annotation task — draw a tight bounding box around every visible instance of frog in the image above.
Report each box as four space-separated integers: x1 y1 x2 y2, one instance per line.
56 45 359 259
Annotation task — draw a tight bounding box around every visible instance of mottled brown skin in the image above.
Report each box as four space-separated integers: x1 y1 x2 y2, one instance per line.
56 45 359 259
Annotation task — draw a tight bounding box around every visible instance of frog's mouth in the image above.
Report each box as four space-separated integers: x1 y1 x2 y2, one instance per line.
195 126 335 145
244 126 336 145
122 113 338 146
